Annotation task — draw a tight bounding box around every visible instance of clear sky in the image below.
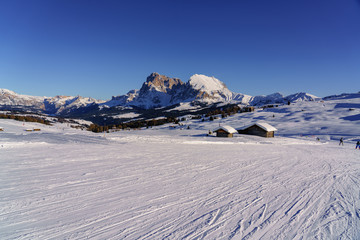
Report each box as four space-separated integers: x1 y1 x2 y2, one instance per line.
0 0 359 100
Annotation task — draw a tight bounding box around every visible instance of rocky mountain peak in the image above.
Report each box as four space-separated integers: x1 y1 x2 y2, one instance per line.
142 72 184 93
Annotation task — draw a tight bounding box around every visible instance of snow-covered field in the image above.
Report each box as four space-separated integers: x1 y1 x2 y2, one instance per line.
1 96 360 239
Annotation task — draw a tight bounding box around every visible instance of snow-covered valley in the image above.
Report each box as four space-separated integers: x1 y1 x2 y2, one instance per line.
1 96 360 239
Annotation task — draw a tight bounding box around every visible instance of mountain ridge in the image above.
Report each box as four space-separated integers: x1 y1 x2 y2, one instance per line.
100 73 320 108
1 73 322 121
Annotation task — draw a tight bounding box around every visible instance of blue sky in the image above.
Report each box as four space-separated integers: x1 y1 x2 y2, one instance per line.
0 0 359 100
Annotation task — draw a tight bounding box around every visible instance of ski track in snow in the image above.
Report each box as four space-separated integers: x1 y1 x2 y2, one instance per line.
1 119 360 239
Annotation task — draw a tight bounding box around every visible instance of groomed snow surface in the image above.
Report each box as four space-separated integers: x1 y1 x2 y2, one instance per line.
1 97 360 239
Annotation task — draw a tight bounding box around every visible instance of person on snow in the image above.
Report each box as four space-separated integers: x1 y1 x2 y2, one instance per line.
339 137 344 146
356 141 360 149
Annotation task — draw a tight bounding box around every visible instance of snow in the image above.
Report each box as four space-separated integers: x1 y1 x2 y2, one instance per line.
285 92 320 102
188 74 233 102
238 122 278 132
151 116 167 121
1 96 360 239
248 92 284 106
0 88 17 95
165 102 203 112
112 112 140 119
0 88 45 106
232 92 253 104
189 74 228 92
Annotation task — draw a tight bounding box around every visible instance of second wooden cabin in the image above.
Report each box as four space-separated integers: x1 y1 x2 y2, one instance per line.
237 122 277 138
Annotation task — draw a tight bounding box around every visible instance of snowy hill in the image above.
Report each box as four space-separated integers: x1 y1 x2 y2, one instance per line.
1 95 360 239
178 93 359 140
323 92 360 101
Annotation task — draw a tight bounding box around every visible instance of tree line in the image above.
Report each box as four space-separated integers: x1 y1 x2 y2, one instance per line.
87 117 180 133
0 113 52 125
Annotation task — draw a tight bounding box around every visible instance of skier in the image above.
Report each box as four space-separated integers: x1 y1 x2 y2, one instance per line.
356 141 360 149
339 137 344 146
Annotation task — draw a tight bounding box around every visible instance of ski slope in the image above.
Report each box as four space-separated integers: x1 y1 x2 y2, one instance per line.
1 97 360 239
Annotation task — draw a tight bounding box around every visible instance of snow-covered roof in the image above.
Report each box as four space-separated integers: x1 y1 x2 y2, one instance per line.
237 122 277 132
213 125 237 134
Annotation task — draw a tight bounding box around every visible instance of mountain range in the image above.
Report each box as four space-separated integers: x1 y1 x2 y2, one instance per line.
103 73 321 108
1 73 321 123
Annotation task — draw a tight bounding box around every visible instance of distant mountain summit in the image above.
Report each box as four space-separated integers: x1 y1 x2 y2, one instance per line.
103 73 320 109
103 73 247 109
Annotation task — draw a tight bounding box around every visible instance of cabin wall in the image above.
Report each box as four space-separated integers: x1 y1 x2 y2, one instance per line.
266 131 274 138
216 129 233 138
247 125 267 137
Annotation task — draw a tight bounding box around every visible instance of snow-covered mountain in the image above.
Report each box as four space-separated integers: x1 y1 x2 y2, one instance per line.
1 73 322 119
127 73 187 108
0 89 45 110
240 92 320 106
248 92 285 106
102 90 139 108
102 73 254 109
0 88 103 115
102 73 321 109
285 92 321 102
187 74 234 102
43 95 103 115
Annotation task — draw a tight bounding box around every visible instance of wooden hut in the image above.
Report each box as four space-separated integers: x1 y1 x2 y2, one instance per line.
237 122 277 138
213 125 237 138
